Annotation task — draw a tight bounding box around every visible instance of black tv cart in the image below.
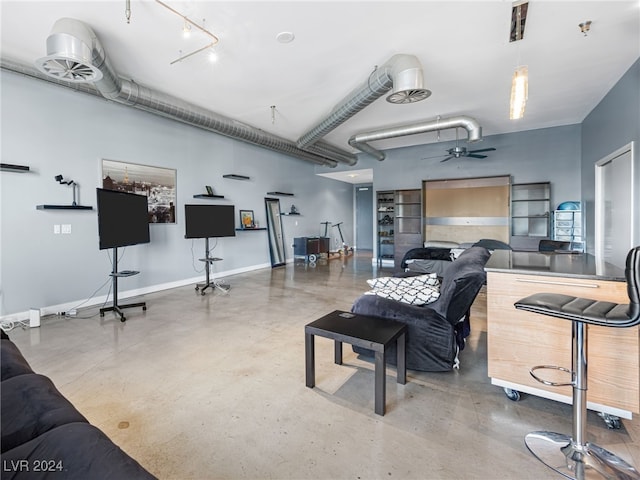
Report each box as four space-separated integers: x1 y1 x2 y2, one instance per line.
195 238 230 295
100 247 147 322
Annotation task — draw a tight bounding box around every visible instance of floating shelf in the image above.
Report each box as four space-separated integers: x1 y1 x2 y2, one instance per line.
36 205 93 210
235 228 267 231
193 194 225 199
1 163 30 173
281 212 301 216
267 191 294 196
223 174 250 181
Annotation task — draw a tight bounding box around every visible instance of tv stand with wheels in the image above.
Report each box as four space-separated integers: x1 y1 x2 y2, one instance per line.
100 247 147 322
195 238 230 295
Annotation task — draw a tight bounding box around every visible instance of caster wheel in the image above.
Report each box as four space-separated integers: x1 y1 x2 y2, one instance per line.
120 317 126 323
504 388 521 401
142 306 147 311
598 412 621 429
201 291 206 296
195 286 199 291
308 254 317 262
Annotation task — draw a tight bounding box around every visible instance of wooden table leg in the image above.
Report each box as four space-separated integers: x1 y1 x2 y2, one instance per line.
334 340 343 365
305 332 315 388
397 332 406 385
374 349 386 415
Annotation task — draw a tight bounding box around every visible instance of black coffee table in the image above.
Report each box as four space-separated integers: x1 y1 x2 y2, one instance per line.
305 310 407 415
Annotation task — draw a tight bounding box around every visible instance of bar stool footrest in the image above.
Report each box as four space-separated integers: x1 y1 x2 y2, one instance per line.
530 364 574 387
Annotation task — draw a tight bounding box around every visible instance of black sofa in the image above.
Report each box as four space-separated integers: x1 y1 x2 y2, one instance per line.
1 330 156 480
351 246 491 372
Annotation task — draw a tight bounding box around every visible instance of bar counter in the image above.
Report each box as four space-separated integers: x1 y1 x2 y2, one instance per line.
484 250 638 419
485 250 625 281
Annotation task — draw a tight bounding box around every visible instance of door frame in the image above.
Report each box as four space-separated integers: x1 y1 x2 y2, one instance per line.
594 141 637 268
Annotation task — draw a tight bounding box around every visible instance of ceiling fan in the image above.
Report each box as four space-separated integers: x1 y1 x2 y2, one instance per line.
440 145 496 162
422 127 496 162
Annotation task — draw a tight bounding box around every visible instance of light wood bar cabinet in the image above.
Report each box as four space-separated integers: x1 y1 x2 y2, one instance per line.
485 250 639 422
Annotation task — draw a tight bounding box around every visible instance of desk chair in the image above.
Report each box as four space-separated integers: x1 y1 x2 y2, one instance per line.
514 246 640 479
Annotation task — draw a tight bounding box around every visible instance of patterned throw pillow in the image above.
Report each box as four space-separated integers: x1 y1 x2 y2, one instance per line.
364 273 441 306
364 284 440 305
366 273 439 290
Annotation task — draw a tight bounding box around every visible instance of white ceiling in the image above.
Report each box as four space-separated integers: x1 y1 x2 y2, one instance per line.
2 1 639 167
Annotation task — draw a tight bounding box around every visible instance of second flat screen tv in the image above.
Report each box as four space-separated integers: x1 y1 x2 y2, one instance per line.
184 204 236 239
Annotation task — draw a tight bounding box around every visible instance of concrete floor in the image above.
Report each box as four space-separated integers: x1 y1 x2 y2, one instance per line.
6 252 640 479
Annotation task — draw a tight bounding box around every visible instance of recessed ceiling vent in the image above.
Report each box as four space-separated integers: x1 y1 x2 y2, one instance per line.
35 18 104 82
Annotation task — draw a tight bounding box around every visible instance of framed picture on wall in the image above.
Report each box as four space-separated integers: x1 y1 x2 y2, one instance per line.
102 159 177 224
240 210 255 229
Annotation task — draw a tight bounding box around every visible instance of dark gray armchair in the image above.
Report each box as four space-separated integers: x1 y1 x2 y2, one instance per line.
351 246 491 372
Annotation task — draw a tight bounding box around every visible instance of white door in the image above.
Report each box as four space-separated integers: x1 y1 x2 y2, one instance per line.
595 142 637 269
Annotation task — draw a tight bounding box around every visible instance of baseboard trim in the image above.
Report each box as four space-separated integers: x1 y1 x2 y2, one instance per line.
0 262 273 325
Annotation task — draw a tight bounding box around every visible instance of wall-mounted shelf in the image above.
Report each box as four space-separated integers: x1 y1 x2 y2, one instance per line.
235 228 267 231
193 194 225 199
267 191 294 196
36 205 93 210
281 212 300 216
223 174 250 181
1 163 30 173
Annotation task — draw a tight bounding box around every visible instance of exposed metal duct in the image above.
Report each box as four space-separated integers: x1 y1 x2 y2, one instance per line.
35 18 105 82
26 18 340 168
348 115 483 161
296 54 430 150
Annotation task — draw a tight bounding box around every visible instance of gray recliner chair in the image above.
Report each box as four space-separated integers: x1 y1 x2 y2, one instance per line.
351 246 491 372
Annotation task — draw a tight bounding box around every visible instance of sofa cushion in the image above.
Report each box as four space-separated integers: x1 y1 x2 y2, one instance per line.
2 422 157 480
1 339 34 381
1 373 88 453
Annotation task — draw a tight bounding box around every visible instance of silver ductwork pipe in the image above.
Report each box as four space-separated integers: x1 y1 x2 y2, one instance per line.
23 18 340 168
296 54 430 151
348 116 483 161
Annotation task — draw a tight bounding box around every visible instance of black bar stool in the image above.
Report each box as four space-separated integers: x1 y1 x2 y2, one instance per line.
514 246 640 480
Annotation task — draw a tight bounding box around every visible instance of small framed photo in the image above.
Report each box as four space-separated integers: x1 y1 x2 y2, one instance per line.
240 210 255 229
205 185 214 196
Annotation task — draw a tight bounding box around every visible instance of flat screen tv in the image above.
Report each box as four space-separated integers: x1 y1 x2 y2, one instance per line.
184 204 236 239
97 188 150 250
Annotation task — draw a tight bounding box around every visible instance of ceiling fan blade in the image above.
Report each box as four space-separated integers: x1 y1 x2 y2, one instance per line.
421 154 446 160
467 154 488 159
468 147 496 154
440 156 455 163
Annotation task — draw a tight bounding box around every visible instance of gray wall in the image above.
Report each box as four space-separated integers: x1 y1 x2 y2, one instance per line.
0 71 354 316
3 56 638 317
581 58 640 253
317 124 583 258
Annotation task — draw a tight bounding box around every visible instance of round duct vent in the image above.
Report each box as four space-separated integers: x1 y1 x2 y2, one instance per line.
35 55 103 82
386 88 431 104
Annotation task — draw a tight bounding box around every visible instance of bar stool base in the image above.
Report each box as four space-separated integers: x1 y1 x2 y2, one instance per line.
525 431 640 480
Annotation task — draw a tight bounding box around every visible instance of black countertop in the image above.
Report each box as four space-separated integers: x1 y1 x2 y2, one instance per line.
485 250 626 282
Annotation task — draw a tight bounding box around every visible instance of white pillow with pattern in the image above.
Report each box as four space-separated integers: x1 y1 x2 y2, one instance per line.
364 283 440 306
366 273 439 290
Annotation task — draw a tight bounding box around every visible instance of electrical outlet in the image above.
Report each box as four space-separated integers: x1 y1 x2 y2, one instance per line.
53 224 61 234
61 224 71 234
